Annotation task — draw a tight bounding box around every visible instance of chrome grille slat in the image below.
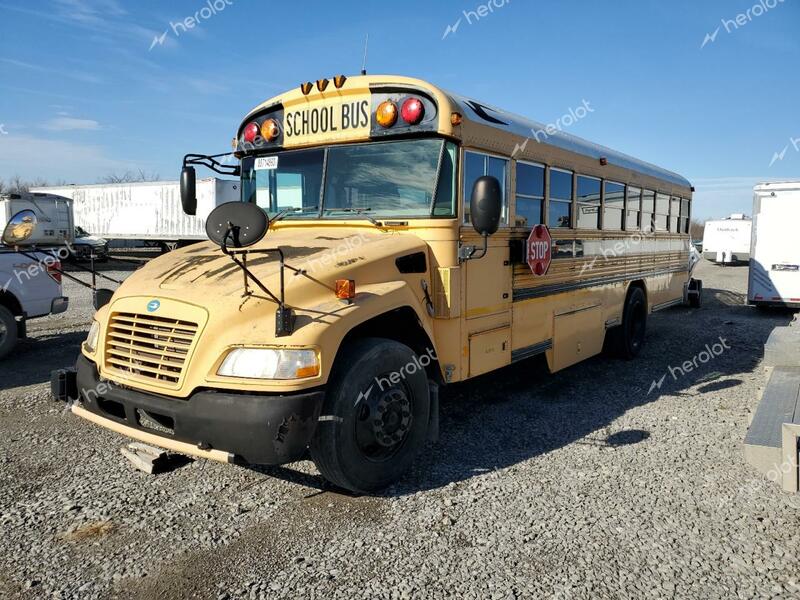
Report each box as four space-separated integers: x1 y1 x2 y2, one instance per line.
103 311 199 386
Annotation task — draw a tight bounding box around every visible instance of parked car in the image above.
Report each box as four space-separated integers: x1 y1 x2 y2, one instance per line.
0 209 69 359
70 226 109 261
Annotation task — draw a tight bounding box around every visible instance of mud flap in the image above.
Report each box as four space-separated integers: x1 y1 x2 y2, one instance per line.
51 368 78 402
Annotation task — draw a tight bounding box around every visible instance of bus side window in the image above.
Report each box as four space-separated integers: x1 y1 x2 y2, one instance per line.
576 175 601 229
549 168 573 229
641 189 655 233
515 162 545 227
655 193 670 231
603 181 625 230
680 198 690 233
626 186 641 231
463 151 508 225
670 197 681 232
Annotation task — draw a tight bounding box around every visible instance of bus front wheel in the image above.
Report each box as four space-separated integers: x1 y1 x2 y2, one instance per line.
310 338 430 493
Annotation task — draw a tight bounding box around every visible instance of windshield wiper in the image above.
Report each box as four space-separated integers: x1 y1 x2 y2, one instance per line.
322 207 379 226
271 206 319 222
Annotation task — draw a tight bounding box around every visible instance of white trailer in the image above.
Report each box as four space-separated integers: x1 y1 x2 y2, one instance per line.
32 178 240 245
702 214 752 264
748 181 800 308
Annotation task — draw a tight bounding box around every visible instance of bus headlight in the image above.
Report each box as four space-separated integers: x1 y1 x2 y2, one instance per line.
217 348 320 380
84 320 100 354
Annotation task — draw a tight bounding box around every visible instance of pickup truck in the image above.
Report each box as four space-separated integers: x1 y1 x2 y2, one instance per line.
1 235 69 359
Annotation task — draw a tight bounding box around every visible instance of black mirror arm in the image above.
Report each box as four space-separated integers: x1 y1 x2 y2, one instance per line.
220 224 282 306
458 233 489 262
183 152 240 177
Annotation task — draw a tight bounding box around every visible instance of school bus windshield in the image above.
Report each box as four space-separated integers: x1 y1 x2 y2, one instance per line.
240 138 457 220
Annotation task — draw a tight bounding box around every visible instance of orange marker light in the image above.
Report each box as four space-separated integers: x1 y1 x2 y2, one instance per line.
295 362 321 379
376 101 398 128
335 279 356 300
260 119 280 141
300 82 313 95
450 112 463 126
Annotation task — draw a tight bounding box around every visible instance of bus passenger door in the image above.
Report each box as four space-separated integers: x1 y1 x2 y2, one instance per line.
463 238 512 378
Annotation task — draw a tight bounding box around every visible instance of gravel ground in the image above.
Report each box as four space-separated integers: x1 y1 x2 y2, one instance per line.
1 259 798 599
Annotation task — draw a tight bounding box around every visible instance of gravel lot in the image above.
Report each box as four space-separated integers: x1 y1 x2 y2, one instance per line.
1 259 798 599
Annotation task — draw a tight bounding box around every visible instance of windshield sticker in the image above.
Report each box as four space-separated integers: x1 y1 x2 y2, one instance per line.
255 156 279 170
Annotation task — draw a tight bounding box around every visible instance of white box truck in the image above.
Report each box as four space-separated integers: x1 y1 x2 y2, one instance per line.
748 181 800 308
1 192 74 247
1 197 69 358
32 178 240 247
702 214 752 264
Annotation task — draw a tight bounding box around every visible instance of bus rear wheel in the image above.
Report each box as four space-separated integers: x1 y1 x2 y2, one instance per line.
609 286 647 360
310 338 430 493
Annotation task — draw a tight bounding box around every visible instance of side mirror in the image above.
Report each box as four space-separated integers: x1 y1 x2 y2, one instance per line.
206 201 269 249
2 209 38 245
470 176 502 236
180 166 197 216
93 288 114 310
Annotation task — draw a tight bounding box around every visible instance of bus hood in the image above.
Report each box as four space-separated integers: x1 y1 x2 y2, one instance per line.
118 226 427 305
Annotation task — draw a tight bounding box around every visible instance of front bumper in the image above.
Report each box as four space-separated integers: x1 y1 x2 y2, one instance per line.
54 355 325 465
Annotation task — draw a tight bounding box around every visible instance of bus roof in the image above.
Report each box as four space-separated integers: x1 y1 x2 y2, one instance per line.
447 92 692 190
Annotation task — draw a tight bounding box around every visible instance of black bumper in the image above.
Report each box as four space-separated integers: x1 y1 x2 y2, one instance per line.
53 355 325 465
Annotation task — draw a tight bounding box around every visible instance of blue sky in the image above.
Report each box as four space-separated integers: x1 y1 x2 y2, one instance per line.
0 0 798 221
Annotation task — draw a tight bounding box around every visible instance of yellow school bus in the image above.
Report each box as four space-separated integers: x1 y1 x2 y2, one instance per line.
56 74 701 492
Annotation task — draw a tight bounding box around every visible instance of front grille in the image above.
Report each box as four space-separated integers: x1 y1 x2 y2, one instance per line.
104 312 198 386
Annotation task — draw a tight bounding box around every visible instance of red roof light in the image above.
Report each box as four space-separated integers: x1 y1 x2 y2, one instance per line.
401 97 425 125
243 122 259 143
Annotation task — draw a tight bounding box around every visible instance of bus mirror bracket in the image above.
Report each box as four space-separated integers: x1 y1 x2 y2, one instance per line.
180 152 242 216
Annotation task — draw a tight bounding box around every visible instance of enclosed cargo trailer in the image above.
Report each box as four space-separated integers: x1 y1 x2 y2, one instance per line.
749 181 800 308
32 178 240 244
702 214 752 264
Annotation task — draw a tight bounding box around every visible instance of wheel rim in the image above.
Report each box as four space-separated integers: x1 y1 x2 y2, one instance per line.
354 381 414 462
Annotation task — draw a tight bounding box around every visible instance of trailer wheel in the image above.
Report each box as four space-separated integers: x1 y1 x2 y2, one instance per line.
608 286 647 360
0 305 19 360
688 279 703 309
310 338 430 493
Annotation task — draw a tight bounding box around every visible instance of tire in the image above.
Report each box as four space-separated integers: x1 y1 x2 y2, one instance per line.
0 305 19 360
310 338 431 493
609 286 647 360
688 280 703 309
